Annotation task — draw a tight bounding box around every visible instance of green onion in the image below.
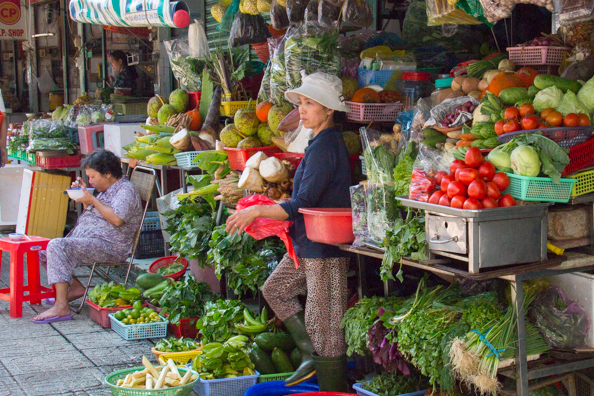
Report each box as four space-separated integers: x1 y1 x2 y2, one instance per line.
467 53 509 79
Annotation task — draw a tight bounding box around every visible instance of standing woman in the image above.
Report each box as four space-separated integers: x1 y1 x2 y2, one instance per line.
226 72 352 392
108 50 139 96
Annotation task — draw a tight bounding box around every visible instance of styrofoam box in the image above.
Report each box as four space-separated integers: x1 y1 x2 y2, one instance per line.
104 123 142 157
547 272 594 347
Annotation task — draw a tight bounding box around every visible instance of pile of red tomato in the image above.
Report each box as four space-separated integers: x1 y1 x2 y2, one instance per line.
410 147 515 210
495 104 591 135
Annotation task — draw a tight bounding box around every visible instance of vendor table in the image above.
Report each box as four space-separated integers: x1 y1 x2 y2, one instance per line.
339 243 594 396
120 157 203 195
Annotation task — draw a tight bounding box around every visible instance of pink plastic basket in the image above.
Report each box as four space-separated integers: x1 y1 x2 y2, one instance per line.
346 101 404 123
507 46 571 65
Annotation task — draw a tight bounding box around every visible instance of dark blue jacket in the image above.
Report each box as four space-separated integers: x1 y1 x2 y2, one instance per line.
280 127 351 258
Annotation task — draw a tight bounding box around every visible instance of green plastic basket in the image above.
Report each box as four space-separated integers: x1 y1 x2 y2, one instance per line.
569 169 594 197
257 372 294 383
504 173 577 203
105 366 199 396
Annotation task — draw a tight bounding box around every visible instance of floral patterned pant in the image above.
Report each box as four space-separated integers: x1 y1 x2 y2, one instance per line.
262 254 349 357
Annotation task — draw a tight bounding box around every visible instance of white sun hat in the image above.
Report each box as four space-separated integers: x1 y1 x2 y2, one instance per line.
285 71 351 113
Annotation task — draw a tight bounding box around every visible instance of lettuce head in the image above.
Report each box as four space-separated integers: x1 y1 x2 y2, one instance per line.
578 75 594 113
511 145 541 177
533 86 563 113
557 91 590 117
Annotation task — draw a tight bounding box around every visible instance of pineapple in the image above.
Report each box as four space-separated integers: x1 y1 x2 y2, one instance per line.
257 0 271 12
239 0 259 14
210 2 226 22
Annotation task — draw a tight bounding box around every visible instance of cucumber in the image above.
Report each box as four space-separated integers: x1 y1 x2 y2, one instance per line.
527 85 540 98
249 343 277 375
499 87 529 106
254 332 296 352
271 348 294 373
533 75 581 94
136 273 167 290
290 348 301 368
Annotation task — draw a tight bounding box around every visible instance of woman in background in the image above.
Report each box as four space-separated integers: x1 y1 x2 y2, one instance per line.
108 50 139 96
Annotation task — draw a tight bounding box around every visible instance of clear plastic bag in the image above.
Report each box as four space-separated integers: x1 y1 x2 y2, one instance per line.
426 96 479 129
285 123 314 152
270 0 290 29
410 98 433 144
75 106 92 127
28 119 66 140
350 185 367 235
530 286 591 350
318 0 344 25
188 19 210 58
341 0 373 27
229 11 271 47
269 35 289 104
257 40 275 102
409 145 454 202
163 38 205 91
287 0 308 22
284 22 340 91
101 104 117 122
304 0 318 22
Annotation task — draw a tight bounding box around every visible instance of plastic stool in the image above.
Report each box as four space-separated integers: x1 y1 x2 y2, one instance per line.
0 236 55 318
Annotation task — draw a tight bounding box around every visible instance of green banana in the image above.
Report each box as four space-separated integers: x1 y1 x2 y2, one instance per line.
235 323 267 334
260 307 268 324
244 309 262 327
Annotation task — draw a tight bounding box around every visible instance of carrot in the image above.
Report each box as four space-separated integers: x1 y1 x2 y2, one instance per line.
456 140 472 148
460 133 478 141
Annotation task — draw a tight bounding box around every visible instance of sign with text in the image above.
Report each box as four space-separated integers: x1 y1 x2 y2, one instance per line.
0 0 27 40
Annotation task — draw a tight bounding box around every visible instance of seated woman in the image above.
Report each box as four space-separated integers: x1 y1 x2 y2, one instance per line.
33 150 143 323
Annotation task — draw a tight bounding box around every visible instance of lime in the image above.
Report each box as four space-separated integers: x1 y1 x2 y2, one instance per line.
114 311 125 321
132 301 143 311
146 308 155 315
129 319 136 324
121 309 130 317
130 309 140 319
122 318 129 325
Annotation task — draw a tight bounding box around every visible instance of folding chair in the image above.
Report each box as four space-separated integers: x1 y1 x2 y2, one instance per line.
74 166 157 313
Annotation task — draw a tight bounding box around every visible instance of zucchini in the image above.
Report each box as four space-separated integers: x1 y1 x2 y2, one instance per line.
290 348 301 368
271 348 294 373
499 87 529 105
136 273 167 290
533 75 581 94
249 343 277 375
254 332 296 352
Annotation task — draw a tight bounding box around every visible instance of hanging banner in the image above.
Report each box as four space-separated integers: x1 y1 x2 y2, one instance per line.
69 0 190 28
0 0 27 40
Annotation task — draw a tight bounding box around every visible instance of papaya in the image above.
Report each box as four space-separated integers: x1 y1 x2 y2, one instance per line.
290 348 302 368
249 343 277 375
351 88 380 103
271 348 294 373
254 332 296 352
136 273 167 290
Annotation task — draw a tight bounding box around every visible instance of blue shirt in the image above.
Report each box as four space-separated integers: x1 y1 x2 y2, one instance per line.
280 127 352 258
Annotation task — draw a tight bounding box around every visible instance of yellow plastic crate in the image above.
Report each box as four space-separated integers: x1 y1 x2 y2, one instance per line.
151 347 202 366
113 102 148 116
569 170 594 197
220 101 253 117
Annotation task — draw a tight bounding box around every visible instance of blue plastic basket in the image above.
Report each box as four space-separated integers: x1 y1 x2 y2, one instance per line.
142 211 161 231
174 151 205 169
108 313 168 340
353 383 427 396
358 69 398 88
194 372 260 396
244 381 319 396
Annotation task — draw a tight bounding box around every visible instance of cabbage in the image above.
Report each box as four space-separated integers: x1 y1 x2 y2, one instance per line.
511 145 541 177
91 111 105 123
487 146 512 172
578 75 594 113
76 113 91 126
533 86 563 113
557 91 590 117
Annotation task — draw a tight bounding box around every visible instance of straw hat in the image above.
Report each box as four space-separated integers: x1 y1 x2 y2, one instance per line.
285 72 351 113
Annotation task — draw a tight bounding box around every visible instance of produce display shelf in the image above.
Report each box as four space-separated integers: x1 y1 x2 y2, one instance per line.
507 46 571 65
108 313 168 340
504 173 577 203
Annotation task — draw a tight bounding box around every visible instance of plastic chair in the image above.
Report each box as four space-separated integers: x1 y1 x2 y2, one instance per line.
74 166 157 313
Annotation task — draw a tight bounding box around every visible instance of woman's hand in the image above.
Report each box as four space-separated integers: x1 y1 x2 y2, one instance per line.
71 177 87 189
75 187 95 206
226 206 260 235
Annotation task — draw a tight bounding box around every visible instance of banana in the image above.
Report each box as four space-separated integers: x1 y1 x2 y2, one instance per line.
235 323 267 334
260 307 268 324
243 309 262 327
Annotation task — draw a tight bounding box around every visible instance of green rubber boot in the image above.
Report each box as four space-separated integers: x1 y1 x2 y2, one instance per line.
312 353 349 393
283 311 316 386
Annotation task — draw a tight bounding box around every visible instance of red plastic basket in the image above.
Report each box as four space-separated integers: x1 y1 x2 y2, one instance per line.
497 126 593 149
252 43 270 63
86 300 132 328
225 146 282 171
148 256 189 281
345 101 404 123
299 208 354 244
507 46 571 65
36 155 82 169
167 317 200 338
563 138 594 176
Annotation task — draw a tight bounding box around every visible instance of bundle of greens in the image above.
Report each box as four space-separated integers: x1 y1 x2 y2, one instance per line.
28 119 67 140
8 134 29 152
158 276 218 325
154 337 199 352
197 299 246 343
27 138 76 153
360 370 430 396
205 47 250 100
88 281 142 307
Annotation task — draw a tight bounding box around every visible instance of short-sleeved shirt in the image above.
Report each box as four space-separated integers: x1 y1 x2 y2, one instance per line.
113 68 136 92
69 177 142 256
280 127 352 258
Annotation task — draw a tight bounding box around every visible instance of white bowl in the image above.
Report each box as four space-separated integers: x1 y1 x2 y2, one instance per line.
66 188 95 200
9 233 24 241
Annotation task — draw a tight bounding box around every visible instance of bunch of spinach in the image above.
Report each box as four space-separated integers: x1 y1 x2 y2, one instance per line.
361 370 430 396
159 276 219 324
196 299 246 343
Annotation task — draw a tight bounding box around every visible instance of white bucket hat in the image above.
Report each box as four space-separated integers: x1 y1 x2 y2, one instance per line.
284 71 351 113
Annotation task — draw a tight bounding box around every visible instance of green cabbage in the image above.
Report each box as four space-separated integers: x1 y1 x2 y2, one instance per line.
558 91 590 117
578 75 594 113
511 145 541 177
533 86 563 113
91 111 105 123
487 146 512 172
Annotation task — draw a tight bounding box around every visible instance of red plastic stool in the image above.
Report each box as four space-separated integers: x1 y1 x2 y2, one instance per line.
0 236 56 318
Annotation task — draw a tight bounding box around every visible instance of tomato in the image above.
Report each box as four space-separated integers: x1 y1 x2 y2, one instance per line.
482 197 498 208
463 198 483 210
438 194 451 207
464 147 483 168
440 175 454 192
538 122 549 129
578 113 590 126
494 120 505 136
434 170 447 185
450 195 466 209
450 159 466 175
492 172 510 191
519 104 535 117
499 194 516 207
428 190 445 205
458 168 479 186
478 162 496 181
504 107 521 121
521 116 539 131
546 111 563 127
503 120 521 134
454 167 462 182
563 113 579 127
447 181 467 199
540 108 555 119
467 179 487 200
486 181 501 200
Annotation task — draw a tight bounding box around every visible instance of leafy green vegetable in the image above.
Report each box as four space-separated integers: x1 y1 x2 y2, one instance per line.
533 86 563 113
154 337 199 352
171 57 206 92
577 75 594 114
27 138 76 154
361 371 430 396
193 336 255 379
157 262 185 275
87 281 141 307
197 299 246 343
158 276 218 324
192 150 231 178
556 90 590 117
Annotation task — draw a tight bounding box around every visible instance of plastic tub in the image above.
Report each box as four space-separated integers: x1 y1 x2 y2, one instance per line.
86 300 132 328
167 317 200 338
244 381 319 396
298 208 354 244
149 256 189 280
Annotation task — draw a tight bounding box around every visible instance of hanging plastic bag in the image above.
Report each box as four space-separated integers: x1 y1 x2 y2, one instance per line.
229 11 271 47
218 0 240 33
350 184 369 247
341 0 373 27
236 194 299 268
530 286 591 350
409 145 454 202
269 35 289 104
304 0 318 21
318 0 344 26
188 19 210 58
270 0 290 29
286 0 308 22
36 68 57 94
285 123 314 153
164 38 206 92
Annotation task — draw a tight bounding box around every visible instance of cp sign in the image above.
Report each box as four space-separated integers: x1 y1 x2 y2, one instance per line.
0 2 20 25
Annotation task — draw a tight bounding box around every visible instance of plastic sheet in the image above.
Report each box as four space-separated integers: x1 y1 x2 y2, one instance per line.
318 0 343 25
304 0 318 22
163 38 206 92
350 185 367 236
229 11 271 47
270 0 290 29
341 0 373 27
530 286 591 350
287 0 308 22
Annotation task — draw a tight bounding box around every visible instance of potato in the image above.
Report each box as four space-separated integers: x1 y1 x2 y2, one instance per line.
478 79 489 91
451 76 466 91
468 91 482 100
437 88 453 103
445 91 465 100
462 77 480 94
483 69 501 84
